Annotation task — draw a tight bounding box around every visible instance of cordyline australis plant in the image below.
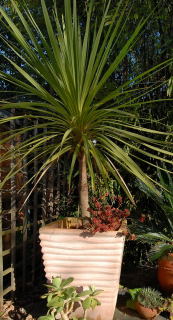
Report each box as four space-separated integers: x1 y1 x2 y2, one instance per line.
87 194 130 233
0 0 173 218
38 276 103 320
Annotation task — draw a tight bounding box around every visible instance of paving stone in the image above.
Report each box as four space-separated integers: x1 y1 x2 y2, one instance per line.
114 307 168 320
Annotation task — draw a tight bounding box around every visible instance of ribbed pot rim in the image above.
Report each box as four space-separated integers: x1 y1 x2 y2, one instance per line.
40 221 124 237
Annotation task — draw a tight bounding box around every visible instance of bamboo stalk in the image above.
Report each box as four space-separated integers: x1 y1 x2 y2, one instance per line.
10 165 16 292
10 111 16 295
41 127 47 225
47 165 54 220
22 122 28 292
54 162 60 217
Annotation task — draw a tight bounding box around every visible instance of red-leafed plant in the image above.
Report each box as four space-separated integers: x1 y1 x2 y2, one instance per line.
86 194 130 234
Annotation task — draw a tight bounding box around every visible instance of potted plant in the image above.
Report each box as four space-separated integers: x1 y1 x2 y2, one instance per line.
38 276 103 320
137 169 173 293
137 233 173 293
149 240 173 293
135 287 164 319
39 193 130 320
0 0 173 319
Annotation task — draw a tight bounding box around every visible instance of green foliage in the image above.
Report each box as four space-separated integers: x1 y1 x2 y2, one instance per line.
38 276 103 320
157 169 173 234
128 288 142 301
148 241 173 261
0 0 173 208
167 77 173 97
126 288 142 310
39 316 54 320
136 169 173 261
136 287 164 309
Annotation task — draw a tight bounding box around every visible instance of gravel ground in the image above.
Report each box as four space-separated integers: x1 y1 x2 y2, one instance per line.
0 295 169 320
0 270 169 320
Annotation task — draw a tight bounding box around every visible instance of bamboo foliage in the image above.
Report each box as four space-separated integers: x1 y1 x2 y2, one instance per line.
0 0 173 209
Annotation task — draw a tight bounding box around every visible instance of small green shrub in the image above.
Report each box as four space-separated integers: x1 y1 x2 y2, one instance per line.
38 276 103 320
137 287 164 309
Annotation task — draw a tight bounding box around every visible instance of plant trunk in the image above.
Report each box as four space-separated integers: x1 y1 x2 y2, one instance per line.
79 152 89 217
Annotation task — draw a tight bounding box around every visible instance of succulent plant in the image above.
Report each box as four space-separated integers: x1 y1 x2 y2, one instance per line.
137 287 164 309
38 276 103 320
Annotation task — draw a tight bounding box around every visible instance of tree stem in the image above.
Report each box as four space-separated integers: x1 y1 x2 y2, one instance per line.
79 152 89 217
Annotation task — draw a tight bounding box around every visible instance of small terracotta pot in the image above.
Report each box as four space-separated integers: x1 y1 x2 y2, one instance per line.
135 301 159 319
157 253 173 293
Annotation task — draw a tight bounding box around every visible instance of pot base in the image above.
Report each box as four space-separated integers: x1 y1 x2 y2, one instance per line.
135 301 159 319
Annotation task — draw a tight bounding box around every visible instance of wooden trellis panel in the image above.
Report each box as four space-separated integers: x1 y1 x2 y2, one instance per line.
0 121 44 308
0 120 67 309
0 174 59 307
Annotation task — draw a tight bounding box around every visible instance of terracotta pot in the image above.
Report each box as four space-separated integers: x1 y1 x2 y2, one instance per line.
135 301 159 319
39 221 125 320
157 253 173 293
